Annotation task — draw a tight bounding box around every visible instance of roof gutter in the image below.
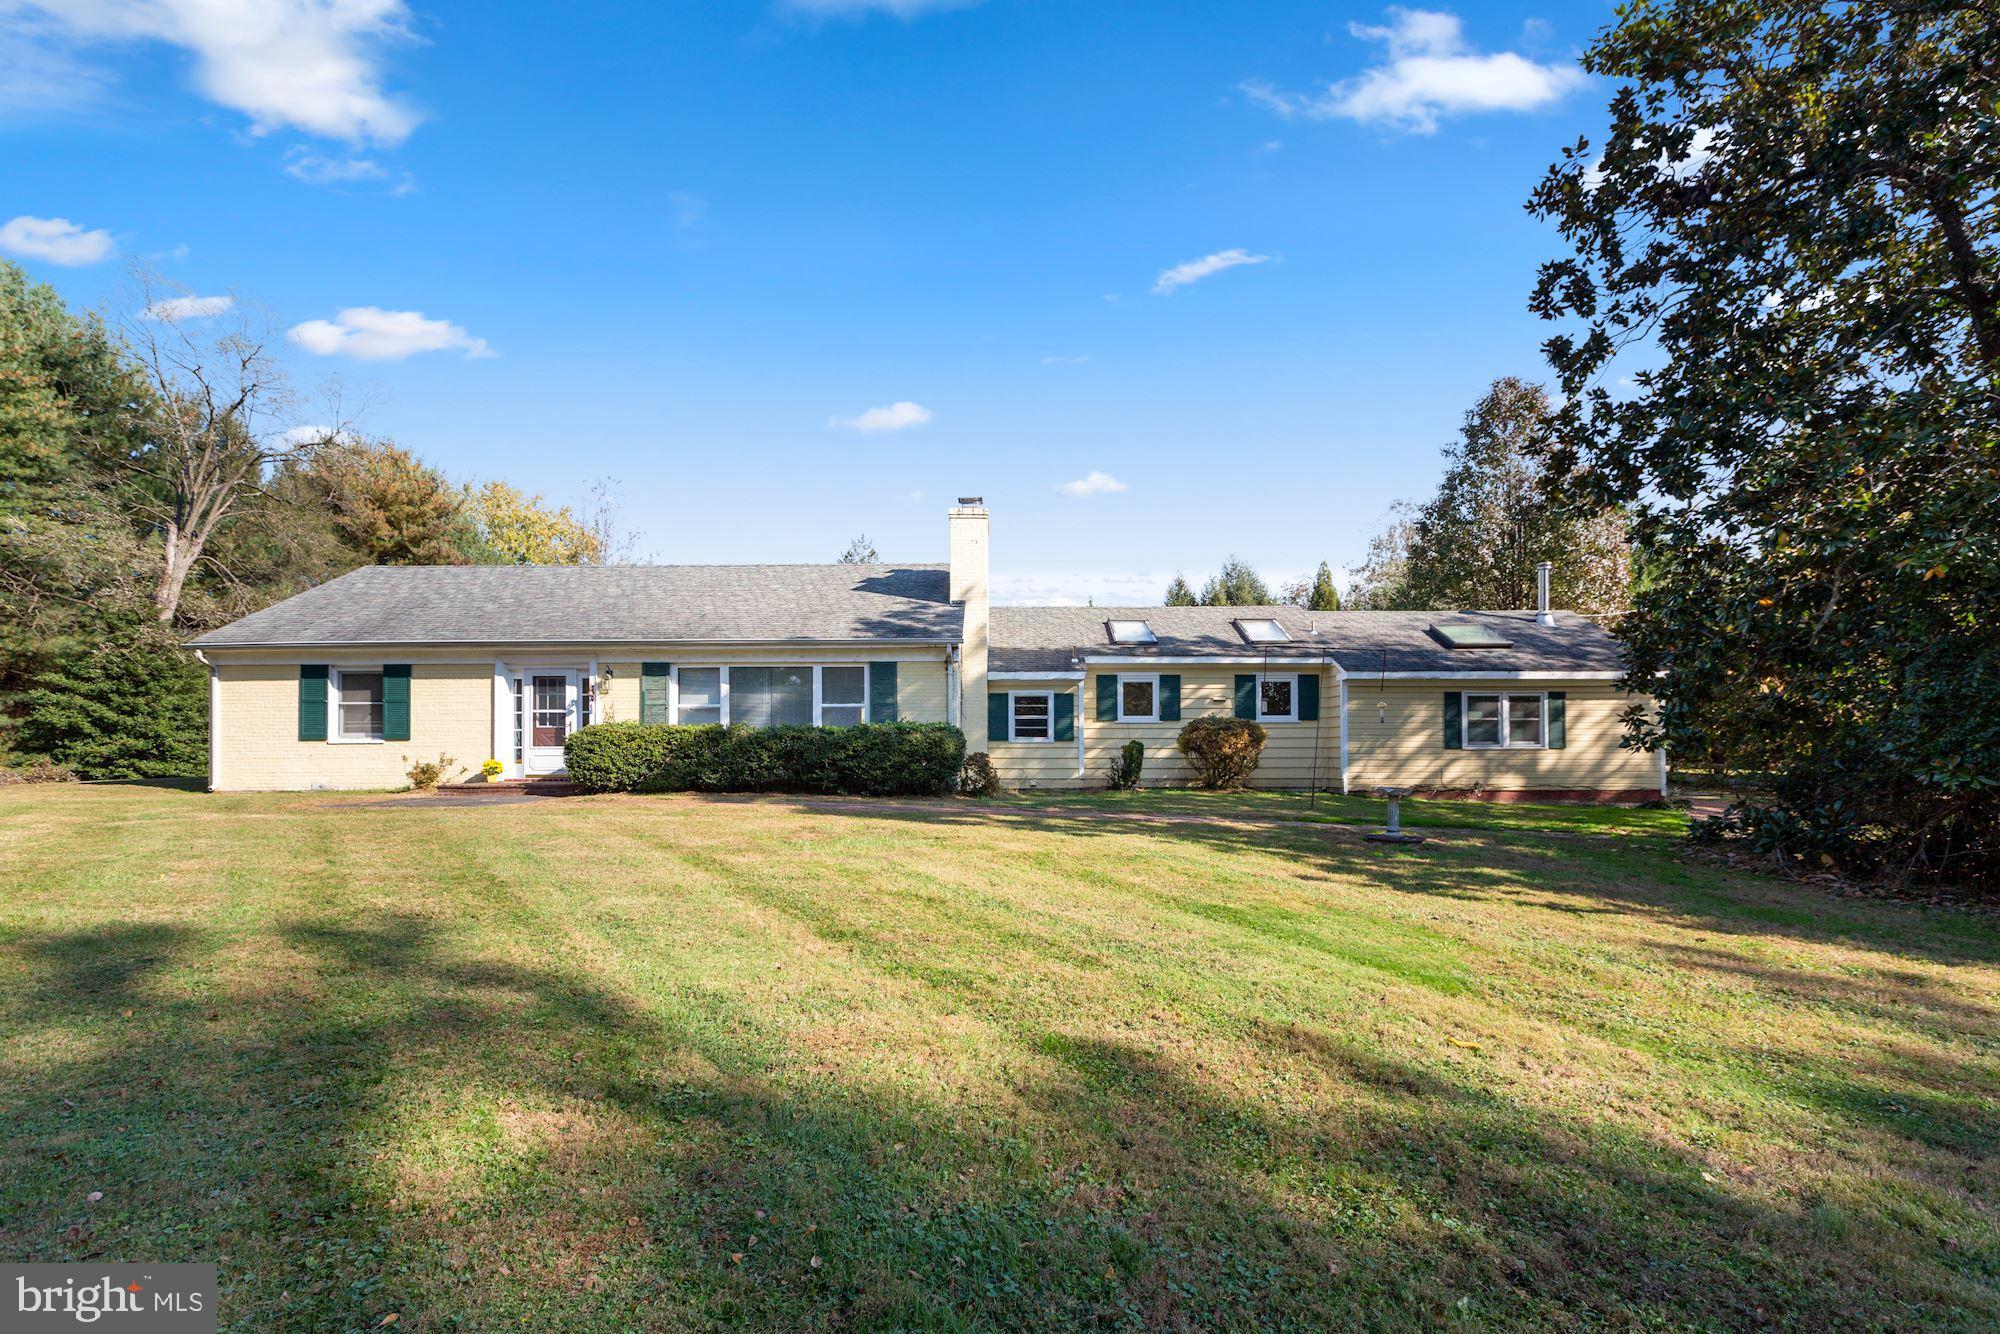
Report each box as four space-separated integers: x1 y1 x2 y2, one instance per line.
189 636 964 652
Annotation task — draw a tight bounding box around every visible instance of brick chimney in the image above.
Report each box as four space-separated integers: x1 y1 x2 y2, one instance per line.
949 499 990 750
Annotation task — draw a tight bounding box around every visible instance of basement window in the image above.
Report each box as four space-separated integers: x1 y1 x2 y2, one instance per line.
1106 619 1157 645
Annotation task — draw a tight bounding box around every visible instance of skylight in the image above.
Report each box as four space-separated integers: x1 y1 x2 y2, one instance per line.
1235 618 1291 644
1430 623 1514 650
1106 619 1157 644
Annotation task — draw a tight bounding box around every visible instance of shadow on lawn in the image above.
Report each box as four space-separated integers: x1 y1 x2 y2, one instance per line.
772 798 2000 969
7 908 1998 1329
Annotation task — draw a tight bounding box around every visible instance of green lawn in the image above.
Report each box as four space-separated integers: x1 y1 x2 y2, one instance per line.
3 786 1995 1329
993 787 1692 838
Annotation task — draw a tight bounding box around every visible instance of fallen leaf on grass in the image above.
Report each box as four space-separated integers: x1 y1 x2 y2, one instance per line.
1447 1038 1480 1051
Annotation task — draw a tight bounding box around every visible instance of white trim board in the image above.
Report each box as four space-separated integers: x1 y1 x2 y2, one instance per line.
1365 670 1625 680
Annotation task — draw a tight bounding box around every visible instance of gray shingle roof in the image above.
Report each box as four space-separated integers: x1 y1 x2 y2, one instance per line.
988 606 1628 676
190 564 961 647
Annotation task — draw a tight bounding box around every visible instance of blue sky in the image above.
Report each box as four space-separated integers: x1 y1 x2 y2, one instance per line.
2 0 1615 604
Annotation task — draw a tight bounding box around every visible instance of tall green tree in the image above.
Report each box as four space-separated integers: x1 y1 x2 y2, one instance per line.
1529 0 2000 881
1287 562 1341 611
1198 556 1273 606
0 262 153 739
1162 574 1196 606
1355 378 1631 616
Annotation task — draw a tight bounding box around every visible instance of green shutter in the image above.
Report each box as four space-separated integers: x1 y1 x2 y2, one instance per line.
1234 675 1257 720
869 662 899 722
298 664 328 741
988 691 1011 743
1053 691 1075 741
382 664 411 741
1096 675 1117 722
1159 674 1181 723
641 662 671 724
1443 692 1463 749
1547 692 1566 749
1297 673 1319 722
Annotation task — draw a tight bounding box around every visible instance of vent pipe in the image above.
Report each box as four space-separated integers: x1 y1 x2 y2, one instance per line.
1536 561 1556 627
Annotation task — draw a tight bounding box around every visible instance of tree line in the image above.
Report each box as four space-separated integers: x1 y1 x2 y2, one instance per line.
1166 376 1635 618
0 263 629 778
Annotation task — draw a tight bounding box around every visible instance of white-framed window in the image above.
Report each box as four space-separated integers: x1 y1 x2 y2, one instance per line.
672 664 877 728
820 666 867 727
1236 618 1291 644
1011 691 1054 742
675 667 723 725
331 667 384 742
1106 619 1157 644
1464 692 1545 749
1114 673 1157 722
1257 674 1297 723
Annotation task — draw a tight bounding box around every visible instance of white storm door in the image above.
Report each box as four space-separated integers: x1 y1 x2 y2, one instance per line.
525 672 578 774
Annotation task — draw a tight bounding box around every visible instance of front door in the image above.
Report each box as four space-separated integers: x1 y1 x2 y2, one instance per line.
525 672 577 774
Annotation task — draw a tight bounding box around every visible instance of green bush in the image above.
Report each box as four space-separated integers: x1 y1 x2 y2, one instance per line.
565 721 966 797
1175 716 1267 789
1106 739 1145 790
16 641 207 780
958 751 999 796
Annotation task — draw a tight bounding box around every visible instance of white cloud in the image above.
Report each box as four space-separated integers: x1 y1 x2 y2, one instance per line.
1040 354 1090 365
0 214 114 264
144 294 233 321
8 0 423 144
1152 248 1271 295
781 0 980 17
1582 125 1720 192
1057 470 1127 497
831 401 932 432
283 148 387 184
1241 7 1586 134
288 306 494 361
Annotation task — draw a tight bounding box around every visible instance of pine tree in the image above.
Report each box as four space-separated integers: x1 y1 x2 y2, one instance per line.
1162 574 1196 606
1307 562 1341 611
1198 556 1272 606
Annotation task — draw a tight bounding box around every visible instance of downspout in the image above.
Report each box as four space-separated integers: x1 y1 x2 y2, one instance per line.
1074 658 1085 781
946 644 961 727
1336 661 1350 796
193 648 216 793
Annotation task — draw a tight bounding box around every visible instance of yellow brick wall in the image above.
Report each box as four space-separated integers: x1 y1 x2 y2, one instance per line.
1344 678 1660 793
211 661 495 791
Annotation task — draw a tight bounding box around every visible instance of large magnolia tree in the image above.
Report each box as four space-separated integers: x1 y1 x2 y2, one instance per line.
1530 0 1998 881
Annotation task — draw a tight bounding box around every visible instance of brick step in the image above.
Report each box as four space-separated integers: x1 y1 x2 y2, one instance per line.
436 778 579 797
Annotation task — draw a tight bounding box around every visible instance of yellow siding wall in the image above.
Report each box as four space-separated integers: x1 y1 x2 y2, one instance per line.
211 661 493 791
988 668 1341 791
1344 678 1659 793
987 670 1658 794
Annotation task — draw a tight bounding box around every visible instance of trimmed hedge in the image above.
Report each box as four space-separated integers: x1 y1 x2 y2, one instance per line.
564 721 966 796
